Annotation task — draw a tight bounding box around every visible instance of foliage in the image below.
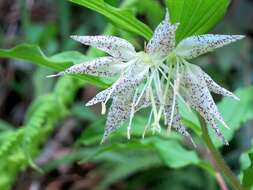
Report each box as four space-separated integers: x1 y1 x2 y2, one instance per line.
0 44 108 88
69 0 153 40
166 0 230 42
240 141 253 190
0 74 79 189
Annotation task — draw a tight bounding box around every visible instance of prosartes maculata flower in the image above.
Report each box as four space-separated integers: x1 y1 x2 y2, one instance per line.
48 10 244 146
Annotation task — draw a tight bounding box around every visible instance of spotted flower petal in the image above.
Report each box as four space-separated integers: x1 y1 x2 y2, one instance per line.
71 35 136 61
183 89 228 145
101 91 134 143
201 110 228 145
200 70 239 100
86 62 148 106
184 65 229 127
48 57 127 78
175 34 244 59
146 10 179 60
85 87 113 106
188 64 239 100
181 64 229 144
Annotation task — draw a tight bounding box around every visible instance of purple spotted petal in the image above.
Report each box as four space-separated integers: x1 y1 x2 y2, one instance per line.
71 35 136 61
146 10 178 60
48 57 127 78
201 111 228 145
86 63 148 106
175 34 244 59
101 91 134 143
86 87 113 106
188 64 239 100
201 70 239 100
181 64 229 144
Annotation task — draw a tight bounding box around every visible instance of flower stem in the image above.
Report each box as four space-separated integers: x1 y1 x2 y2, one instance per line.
198 114 244 190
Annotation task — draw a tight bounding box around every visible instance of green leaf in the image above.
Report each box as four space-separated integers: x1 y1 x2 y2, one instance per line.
50 50 88 65
128 0 164 28
0 44 71 70
166 0 230 42
0 43 109 88
151 138 200 168
69 0 153 40
240 142 253 190
96 148 162 189
79 134 200 169
77 138 200 189
33 68 55 97
71 102 98 121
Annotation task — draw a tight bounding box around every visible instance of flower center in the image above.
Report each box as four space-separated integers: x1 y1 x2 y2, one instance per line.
167 52 177 66
136 51 154 66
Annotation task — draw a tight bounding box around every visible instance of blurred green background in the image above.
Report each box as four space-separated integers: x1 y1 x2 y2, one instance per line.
0 0 253 190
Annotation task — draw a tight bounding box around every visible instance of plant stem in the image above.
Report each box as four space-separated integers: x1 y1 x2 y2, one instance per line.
198 114 244 190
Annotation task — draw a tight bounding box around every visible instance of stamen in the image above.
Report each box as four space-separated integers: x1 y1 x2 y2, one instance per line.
134 73 152 107
142 110 153 139
167 124 172 133
158 68 169 80
101 102 106 115
157 63 173 122
168 62 180 132
154 70 162 102
149 86 160 133
46 72 64 78
127 90 139 139
160 64 171 73
149 62 173 128
162 79 171 125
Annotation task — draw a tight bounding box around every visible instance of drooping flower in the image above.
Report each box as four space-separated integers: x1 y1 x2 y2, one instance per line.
48 10 244 145
48 11 189 144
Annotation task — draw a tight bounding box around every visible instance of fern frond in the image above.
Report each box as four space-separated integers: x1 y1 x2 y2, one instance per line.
0 77 79 189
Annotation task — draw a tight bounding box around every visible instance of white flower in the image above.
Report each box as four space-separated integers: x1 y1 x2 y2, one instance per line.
48 11 183 143
48 10 244 145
